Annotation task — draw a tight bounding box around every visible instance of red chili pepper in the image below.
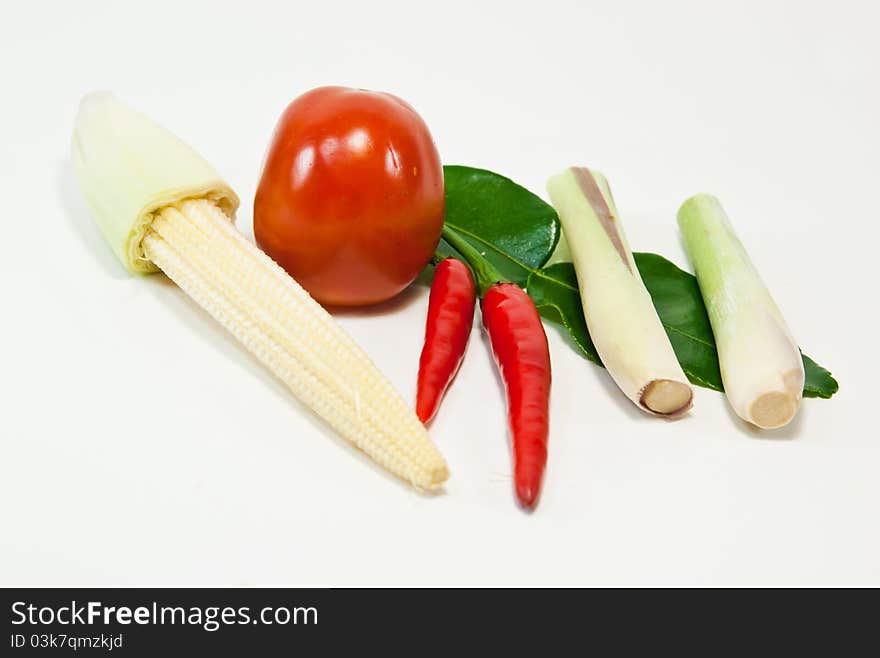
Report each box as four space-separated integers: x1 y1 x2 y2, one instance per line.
438 226 552 510
416 258 476 424
481 283 551 510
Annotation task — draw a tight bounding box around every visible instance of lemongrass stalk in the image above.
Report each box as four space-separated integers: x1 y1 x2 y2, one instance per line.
678 194 803 429
547 167 693 416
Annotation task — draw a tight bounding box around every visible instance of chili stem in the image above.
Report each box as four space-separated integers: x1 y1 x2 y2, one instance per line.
441 225 505 296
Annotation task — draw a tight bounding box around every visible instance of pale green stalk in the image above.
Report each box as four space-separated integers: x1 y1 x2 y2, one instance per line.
547 167 693 417
678 194 804 429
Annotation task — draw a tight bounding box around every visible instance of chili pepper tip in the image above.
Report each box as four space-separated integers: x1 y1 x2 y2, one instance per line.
515 477 542 510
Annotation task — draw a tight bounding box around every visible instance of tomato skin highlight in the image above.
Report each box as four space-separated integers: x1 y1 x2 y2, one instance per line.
254 86 445 306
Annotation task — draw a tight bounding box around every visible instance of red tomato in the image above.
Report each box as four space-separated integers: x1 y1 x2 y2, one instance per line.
254 86 445 306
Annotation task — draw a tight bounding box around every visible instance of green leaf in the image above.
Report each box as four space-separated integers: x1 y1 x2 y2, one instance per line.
635 253 723 391
440 165 560 286
528 257 838 398
801 353 839 399
526 263 600 365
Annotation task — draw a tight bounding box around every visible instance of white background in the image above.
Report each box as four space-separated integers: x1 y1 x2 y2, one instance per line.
1 0 877 586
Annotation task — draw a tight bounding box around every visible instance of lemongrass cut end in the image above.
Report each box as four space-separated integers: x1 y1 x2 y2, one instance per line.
641 379 693 416
749 392 798 429
747 367 803 429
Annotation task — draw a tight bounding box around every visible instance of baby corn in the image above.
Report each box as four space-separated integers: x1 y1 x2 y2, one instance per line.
73 93 448 489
